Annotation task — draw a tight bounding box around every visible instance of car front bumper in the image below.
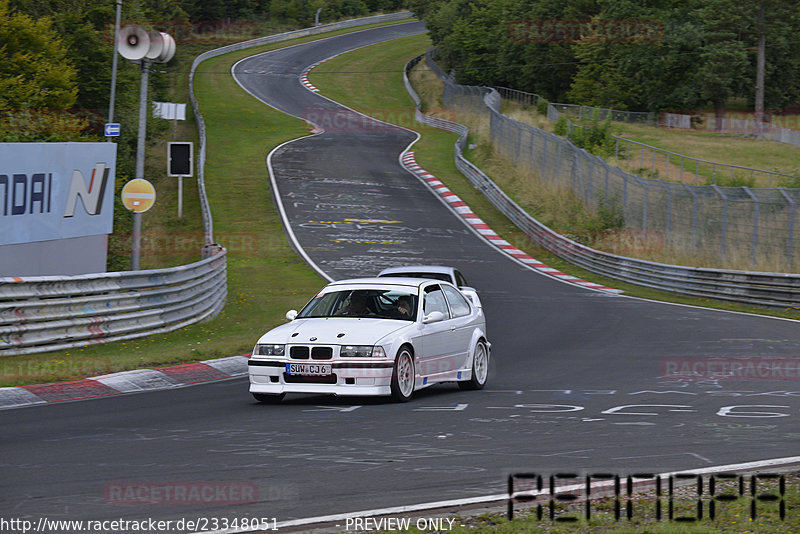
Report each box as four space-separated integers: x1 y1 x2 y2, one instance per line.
248 357 395 397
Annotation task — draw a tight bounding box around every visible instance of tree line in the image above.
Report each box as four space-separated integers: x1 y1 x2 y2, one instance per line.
411 0 800 115
0 0 408 144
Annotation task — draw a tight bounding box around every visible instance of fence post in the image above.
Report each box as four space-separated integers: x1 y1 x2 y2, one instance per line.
695 159 699 185
651 147 656 174
666 152 670 181
660 180 672 240
555 138 562 182
571 149 579 194
741 187 760 267
623 171 628 215
779 188 796 267
542 135 548 177
683 183 699 250
711 185 728 258
633 175 648 232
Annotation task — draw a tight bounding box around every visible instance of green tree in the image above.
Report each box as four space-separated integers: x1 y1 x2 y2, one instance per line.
0 0 78 109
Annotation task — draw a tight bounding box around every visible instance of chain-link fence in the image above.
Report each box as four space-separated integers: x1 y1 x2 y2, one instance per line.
498 84 798 187
427 50 800 271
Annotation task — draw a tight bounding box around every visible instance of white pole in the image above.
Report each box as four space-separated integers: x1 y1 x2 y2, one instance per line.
108 0 123 125
178 176 183 218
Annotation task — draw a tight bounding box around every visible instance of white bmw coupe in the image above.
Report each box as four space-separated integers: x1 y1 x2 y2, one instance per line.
249 277 490 403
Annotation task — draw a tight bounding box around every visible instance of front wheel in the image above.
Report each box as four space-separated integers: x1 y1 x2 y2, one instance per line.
253 392 285 403
390 348 415 402
459 340 488 390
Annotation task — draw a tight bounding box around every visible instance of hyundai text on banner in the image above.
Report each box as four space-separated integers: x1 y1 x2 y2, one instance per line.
0 142 117 246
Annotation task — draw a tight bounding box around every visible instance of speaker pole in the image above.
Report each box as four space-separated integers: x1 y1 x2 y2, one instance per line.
108 0 122 127
131 58 150 271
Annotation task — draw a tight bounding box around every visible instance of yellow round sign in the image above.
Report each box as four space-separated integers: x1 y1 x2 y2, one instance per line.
121 179 156 213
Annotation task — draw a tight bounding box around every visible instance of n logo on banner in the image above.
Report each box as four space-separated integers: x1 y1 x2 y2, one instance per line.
63 163 110 217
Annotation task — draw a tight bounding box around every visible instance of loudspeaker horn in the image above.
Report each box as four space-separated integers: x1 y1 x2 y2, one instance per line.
157 33 176 63
118 25 150 61
144 31 165 60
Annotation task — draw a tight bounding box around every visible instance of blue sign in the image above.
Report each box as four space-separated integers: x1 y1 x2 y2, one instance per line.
104 123 120 137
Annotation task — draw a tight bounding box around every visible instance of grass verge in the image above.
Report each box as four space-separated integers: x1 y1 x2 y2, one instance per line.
308 35 800 323
0 19 416 387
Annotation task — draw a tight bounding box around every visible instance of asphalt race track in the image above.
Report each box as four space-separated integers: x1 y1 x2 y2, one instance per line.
2 21 800 531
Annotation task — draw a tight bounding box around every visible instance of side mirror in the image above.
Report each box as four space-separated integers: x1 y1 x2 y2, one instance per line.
423 310 445 324
285 310 298 321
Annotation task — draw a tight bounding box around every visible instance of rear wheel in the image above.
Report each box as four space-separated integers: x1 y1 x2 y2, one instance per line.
459 340 488 390
253 393 285 403
390 347 415 402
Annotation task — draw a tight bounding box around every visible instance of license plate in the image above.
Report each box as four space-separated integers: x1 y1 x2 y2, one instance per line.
286 363 332 376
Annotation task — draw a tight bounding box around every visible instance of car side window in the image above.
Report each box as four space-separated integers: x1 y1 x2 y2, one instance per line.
423 285 450 318
442 285 471 318
454 270 468 287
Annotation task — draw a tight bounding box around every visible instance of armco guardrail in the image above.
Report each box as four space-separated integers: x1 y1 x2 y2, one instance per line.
406 53 800 308
0 251 227 356
189 11 414 245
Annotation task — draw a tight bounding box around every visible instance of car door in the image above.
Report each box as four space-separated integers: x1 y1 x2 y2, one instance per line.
418 284 455 380
441 284 475 370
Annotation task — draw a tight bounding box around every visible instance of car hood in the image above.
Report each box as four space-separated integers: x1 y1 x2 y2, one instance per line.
257 318 409 345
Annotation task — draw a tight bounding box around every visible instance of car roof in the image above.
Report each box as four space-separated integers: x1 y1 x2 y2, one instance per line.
378 265 456 275
327 277 442 289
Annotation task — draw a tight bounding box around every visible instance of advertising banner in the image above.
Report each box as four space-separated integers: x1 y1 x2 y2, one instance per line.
0 142 116 246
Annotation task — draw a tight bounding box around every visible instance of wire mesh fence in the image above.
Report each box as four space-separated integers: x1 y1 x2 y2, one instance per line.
427 50 800 271
498 84 798 187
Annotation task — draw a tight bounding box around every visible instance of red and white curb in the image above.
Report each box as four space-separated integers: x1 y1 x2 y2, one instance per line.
401 151 621 293
0 355 249 410
300 56 335 93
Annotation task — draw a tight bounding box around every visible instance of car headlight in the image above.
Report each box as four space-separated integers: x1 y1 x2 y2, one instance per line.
254 344 285 356
340 345 385 358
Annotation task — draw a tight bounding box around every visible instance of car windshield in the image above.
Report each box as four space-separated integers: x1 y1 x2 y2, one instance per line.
297 289 418 321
